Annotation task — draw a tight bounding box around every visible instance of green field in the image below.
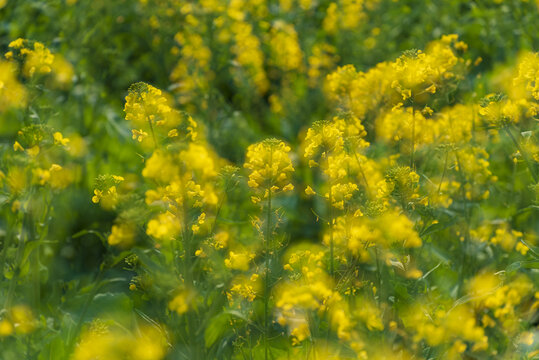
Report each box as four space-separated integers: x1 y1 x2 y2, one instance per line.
0 1 538 359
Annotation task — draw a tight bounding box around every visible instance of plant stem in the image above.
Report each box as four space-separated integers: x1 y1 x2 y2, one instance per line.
329 185 334 277
324 155 335 278
181 179 200 359
453 149 472 296
4 227 25 310
66 264 105 353
410 108 416 170
352 150 370 191
437 150 449 194
147 116 158 149
264 185 272 360
374 246 382 304
504 126 538 183
30 211 39 312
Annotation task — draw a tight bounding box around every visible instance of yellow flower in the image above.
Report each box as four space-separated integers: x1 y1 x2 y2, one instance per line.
13 141 24 151
168 291 190 315
8 39 54 77
10 305 36 334
108 223 136 247
27 145 40 157
212 231 229 249
8 38 25 49
73 322 167 360
124 82 172 129
197 212 206 224
146 211 181 242
479 94 520 126
50 54 74 88
269 21 303 72
224 251 253 271
92 189 103 204
0 61 27 112
227 275 260 302
425 84 436 94
195 248 206 258
514 52 539 100
405 268 423 279
303 120 344 160
132 129 148 142
142 151 179 183
381 211 422 248
516 241 529 255
0 319 13 337
53 132 70 146
282 183 294 191
326 183 358 209
244 139 294 193
229 20 269 94
179 143 218 179
91 175 124 207
290 323 310 345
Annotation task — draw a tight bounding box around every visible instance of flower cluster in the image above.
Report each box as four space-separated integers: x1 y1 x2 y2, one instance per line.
3 2 539 358
244 138 295 198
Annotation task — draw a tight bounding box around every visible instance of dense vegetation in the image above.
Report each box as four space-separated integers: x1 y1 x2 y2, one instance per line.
0 0 538 359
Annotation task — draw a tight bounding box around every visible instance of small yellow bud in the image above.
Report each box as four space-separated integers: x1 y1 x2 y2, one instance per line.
0 319 13 336
27 145 40 157
282 183 294 191
195 248 206 258
13 141 24 151
251 196 260 204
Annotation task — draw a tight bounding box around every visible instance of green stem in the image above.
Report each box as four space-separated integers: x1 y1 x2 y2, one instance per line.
264 186 272 360
437 150 449 194
352 150 370 191
178 171 200 359
504 126 538 183
410 108 416 170
329 185 334 277
4 228 25 310
471 104 476 143
453 149 471 296
30 212 39 312
210 180 229 235
374 246 382 304
513 158 517 194
324 155 335 278
147 116 158 149
66 264 105 353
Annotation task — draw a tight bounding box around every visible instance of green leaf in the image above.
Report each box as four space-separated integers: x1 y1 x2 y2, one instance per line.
205 313 231 348
506 261 521 275
506 260 539 276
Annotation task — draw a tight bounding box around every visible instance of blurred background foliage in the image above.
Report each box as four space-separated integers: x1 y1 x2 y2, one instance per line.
3 0 539 154
1 0 538 263
0 0 539 359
